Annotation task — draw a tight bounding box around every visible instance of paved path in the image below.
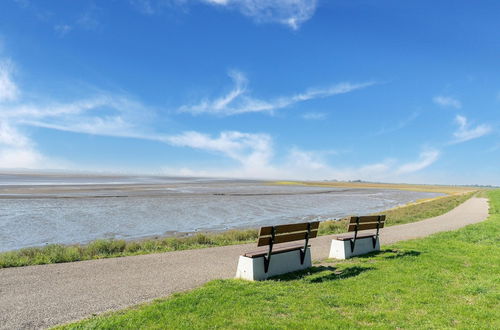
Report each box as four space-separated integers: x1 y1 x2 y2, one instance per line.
0 197 489 329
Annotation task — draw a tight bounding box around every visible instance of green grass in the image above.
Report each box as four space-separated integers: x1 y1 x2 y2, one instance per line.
0 229 259 268
0 192 476 268
57 190 500 329
318 191 474 235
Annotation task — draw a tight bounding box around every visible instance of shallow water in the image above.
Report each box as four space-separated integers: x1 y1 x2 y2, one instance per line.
0 175 442 251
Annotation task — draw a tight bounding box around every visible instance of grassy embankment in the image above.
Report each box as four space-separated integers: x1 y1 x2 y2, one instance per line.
273 180 479 194
57 189 500 329
0 188 477 268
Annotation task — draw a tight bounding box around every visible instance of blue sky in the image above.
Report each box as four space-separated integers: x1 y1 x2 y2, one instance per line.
0 0 498 185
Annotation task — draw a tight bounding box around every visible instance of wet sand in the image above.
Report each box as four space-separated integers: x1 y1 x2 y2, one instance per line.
0 175 443 252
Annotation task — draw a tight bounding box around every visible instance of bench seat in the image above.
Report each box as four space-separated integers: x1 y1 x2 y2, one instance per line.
332 232 377 241
244 243 309 258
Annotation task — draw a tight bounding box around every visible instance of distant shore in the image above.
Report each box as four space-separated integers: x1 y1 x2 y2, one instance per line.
273 180 480 194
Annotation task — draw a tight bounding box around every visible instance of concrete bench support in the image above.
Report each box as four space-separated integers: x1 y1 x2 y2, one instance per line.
235 248 311 281
329 236 380 259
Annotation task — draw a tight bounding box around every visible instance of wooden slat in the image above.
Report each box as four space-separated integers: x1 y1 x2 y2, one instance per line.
333 232 377 241
349 215 386 224
308 229 319 239
259 221 320 236
244 243 305 258
347 222 385 232
258 226 273 236
257 229 318 246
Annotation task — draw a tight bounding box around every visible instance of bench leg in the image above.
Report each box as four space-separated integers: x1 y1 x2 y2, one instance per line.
329 237 380 259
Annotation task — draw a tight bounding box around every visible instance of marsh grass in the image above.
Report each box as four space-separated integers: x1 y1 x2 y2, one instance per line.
56 190 500 329
0 192 476 268
0 229 259 268
274 180 481 194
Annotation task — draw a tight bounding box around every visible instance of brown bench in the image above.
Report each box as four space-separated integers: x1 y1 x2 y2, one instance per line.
329 215 385 259
235 221 319 280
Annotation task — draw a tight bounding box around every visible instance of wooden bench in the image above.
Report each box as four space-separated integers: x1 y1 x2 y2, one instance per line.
235 221 320 281
329 215 385 259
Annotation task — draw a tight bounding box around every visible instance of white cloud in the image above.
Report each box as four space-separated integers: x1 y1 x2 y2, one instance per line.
54 24 73 37
203 0 317 30
0 55 158 169
165 131 273 172
129 0 189 15
0 120 61 169
160 143 439 181
0 148 45 169
77 5 101 31
375 111 419 136
1 93 156 139
0 55 443 180
180 70 375 116
433 95 461 109
301 112 327 120
0 64 67 169
396 149 440 175
452 115 492 143
129 1 317 29
286 148 327 171
0 120 30 147
129 0 156 15
0 60 19 102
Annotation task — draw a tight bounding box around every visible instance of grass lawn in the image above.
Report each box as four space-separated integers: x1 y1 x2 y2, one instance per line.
58 190 499 329
0 192 475 268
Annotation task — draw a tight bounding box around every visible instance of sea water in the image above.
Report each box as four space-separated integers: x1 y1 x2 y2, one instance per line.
0 175 442 251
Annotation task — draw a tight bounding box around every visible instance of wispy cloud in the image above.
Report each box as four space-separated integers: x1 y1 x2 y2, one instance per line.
54 24 73 37
301 112 327 120
130 0 317 29
5 95 156 139
77 5 101 31
0 55 443 180
0 57 159 168
202 0 318 30
282 148 439 181
164 130 273 171
433 95 462 109
486 143 500 153
16 1 101 37
160 143 440 181
129 0 157 15
375 111 419 136
129 0 190 15
396 149 440 174
0 64 65 169
179 70 375 116
0 121 49 169
452 115 492 143
0 60 19 102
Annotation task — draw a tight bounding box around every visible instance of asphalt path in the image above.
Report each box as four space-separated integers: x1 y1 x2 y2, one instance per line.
0 197 489 329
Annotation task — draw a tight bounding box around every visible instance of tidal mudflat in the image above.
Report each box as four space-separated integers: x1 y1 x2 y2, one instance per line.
0 174 443 252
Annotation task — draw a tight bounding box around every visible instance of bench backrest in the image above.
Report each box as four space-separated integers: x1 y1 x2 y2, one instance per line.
347 215 386 232
257 221 320 247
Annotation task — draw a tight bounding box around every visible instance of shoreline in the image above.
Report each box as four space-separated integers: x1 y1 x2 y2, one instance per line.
0 183 445 252
0 191 476 268
1 189 445 252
